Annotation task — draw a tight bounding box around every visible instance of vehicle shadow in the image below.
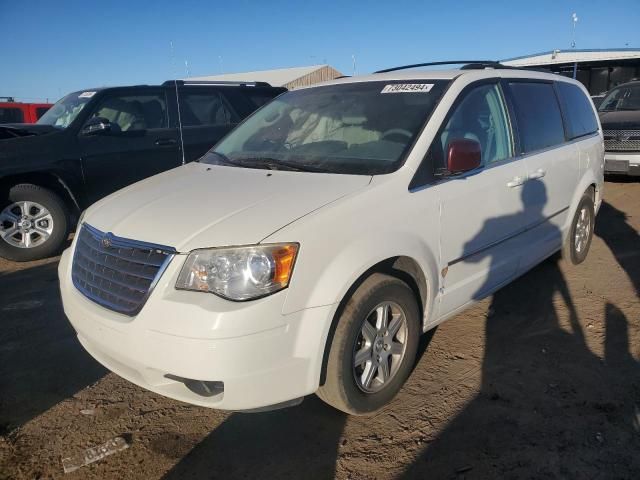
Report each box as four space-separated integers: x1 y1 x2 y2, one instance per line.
594 200 640 297
0 260 106 434
162 395 347 480
398 186 640 478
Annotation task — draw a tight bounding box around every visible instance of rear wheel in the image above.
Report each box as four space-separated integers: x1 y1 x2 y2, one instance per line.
0 184 70 262
317 273 420 415
562 192 595 265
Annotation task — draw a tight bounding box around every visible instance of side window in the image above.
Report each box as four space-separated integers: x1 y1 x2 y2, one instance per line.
0 107 25 123
242 90 281 109
556 82 599 139
439 83 512 166
179 91 235 127
35 107 50 119
90 94 168 132
508 82 565 153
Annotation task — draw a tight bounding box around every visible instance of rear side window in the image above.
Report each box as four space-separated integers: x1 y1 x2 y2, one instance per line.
242 90 282 108
0 107 25 123
556 82 599 139
508 82 565 153
179 91 236 127
35 107 50 119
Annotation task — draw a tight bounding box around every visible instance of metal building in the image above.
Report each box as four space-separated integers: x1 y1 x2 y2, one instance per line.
502 49 640 95
186 64 343 90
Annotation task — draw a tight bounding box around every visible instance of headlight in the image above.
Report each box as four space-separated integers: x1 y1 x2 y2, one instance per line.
175 243 299 301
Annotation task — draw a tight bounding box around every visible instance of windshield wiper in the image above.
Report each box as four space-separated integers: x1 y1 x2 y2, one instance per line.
202 151 334 173
222 154 330 172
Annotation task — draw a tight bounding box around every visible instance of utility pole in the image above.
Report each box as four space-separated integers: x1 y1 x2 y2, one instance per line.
571 13 579 79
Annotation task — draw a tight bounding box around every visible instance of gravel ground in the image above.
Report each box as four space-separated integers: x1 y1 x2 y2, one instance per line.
1 179 638 480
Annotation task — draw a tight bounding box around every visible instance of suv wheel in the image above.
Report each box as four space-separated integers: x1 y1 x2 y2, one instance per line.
562 191 595 265
317 273 420 415
0 184 70 262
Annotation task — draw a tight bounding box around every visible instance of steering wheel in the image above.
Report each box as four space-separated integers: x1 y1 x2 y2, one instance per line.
381 128 413 141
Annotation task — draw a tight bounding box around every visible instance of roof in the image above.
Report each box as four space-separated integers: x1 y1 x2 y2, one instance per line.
185 65 342 88
502 48 640 67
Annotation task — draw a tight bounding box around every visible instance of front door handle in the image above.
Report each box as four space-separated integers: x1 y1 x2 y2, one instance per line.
528 168 546 180
155 138 177 146
506 176 527 188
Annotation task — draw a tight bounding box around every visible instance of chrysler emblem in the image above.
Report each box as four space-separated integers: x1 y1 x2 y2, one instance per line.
101 235 112 248
617 133 631 142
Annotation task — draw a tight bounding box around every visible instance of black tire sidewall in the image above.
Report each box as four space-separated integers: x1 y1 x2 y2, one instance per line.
567 195 595 265
0 184 69 262
330 276 420 414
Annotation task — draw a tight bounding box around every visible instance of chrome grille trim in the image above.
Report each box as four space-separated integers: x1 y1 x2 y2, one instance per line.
603 129 640 152
71 223 176 316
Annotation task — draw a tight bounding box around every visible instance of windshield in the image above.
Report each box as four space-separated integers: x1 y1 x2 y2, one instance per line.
37 91 95 128
599 84 640 112
202 80 449 175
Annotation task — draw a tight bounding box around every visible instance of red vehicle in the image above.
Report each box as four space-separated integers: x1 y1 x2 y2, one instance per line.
0 97 52 124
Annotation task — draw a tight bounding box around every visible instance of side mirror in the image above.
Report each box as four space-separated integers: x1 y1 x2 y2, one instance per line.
446 139 482 174
81 117 111 136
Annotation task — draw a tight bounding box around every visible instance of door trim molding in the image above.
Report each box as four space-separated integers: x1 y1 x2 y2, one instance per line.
448 206 569 266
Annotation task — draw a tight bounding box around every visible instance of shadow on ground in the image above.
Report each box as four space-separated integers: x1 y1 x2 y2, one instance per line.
161 395 347 479
399 199 640 478
0 260 106 433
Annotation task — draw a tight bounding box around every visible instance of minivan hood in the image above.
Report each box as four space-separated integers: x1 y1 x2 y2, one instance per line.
598 110 640 130
86 162 371 252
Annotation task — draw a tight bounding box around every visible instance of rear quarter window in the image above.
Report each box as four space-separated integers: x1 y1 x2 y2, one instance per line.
556 82 599 139
508 82 565 153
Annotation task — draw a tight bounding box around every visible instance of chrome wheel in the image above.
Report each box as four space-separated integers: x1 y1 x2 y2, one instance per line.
574 206 591 254
353 301 408 393
0 201 54 249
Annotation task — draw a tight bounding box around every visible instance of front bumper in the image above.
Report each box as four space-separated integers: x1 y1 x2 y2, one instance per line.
604 152 640 176
58 247 335 410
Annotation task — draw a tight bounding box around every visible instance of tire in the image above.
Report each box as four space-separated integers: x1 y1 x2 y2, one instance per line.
317 273 421 415
0 184 70 262
562 191 595 265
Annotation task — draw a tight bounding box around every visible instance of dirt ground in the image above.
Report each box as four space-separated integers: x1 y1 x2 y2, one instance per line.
0 179 638 480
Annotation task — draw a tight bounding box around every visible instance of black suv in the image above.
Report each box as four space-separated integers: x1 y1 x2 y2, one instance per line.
0 81 285 261
598 80 640 176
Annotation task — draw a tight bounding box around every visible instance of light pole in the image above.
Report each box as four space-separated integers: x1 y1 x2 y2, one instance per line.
571 13 579 79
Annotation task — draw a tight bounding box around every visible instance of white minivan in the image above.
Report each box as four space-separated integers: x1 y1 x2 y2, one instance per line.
58 63 604 414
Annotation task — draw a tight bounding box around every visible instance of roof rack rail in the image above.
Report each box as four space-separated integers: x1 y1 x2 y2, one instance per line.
162 80 272 87
374 61 510 74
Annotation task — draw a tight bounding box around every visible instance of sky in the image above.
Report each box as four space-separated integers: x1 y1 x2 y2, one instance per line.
2 0 639 102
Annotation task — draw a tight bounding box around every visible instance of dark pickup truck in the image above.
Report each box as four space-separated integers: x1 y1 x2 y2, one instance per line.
0 80 285 261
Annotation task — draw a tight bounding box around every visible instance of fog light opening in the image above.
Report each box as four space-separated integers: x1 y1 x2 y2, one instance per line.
165 374 224 398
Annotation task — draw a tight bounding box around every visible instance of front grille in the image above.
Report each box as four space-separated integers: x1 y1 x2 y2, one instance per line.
71 224 175 316
603 129 640 152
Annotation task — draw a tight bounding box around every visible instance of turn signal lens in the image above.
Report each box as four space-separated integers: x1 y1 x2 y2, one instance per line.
176 243 299 301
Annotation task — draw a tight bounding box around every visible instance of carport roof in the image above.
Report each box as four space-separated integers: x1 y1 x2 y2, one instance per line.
502 48 640 67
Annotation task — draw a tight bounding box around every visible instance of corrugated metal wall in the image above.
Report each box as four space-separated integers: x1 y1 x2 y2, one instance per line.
284 66 343 89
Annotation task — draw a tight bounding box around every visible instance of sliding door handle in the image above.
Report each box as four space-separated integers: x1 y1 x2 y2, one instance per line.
506 176 527 188
528 169 546 180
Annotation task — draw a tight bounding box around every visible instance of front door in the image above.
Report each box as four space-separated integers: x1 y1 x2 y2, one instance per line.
435 82 529 316
78 89 180 203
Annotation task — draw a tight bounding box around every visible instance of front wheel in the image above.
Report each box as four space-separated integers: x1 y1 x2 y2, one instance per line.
317 273 420 415
562 192 595 265
0 184 70 262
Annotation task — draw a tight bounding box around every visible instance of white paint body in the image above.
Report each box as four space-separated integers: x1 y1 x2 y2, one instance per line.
58 69 604 410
